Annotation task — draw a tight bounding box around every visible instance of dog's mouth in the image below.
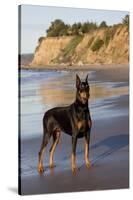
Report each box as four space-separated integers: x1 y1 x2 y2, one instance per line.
81 97 88 104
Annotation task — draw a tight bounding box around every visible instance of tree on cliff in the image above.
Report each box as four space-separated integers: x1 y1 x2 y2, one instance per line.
122 15 129 26
46 19 69 37
46 18 129 37
46 19 99 37
99 21 108 28
70 22 82 35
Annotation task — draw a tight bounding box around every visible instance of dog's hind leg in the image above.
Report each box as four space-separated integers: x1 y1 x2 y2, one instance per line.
38 132 50 174
49 129 61 169
49 132 57 153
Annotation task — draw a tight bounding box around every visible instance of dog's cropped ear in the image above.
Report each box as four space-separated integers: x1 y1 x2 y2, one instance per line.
85 74 89 84
76 74 81 88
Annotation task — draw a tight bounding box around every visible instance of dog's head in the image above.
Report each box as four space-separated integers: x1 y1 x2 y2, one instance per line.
76 74 90 104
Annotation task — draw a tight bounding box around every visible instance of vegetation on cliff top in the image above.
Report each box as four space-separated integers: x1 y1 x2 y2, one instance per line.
46 15 129 37
31 14 129 66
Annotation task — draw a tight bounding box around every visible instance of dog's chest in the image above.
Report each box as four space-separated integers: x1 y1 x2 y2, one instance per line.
76 111 90 131
77 120 86 130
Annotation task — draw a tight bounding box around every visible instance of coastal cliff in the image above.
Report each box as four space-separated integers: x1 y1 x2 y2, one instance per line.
30 25 129 67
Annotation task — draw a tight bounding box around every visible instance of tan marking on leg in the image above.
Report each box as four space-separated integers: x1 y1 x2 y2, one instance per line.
84 139 91 169
71 153 77 174
38 148 45 174
49 131 60 168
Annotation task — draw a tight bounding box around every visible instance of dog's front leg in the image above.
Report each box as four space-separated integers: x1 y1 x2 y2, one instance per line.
71 135 77 174
84 132 91 169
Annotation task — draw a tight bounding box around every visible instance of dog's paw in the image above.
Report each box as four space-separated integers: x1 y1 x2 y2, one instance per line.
38 165 44 174
86 160 91 169
49 163 55 169
72 167 78 175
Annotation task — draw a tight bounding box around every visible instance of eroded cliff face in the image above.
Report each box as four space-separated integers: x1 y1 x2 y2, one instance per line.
74 26 129 64
31 25 129 67
31 37 72 66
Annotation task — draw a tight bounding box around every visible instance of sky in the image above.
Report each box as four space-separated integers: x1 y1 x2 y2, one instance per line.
20 5 129 54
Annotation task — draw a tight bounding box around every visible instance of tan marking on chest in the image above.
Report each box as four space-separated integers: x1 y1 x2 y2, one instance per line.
77 120 92 130
77 120 86 130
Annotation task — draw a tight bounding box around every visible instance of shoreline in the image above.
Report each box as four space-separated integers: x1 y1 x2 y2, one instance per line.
21 63 129 71
20 64 129 83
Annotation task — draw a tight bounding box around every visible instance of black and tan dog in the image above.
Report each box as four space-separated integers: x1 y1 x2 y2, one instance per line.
38 74 92 174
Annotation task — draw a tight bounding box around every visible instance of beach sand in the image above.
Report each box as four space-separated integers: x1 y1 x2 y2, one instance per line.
19 65 129 195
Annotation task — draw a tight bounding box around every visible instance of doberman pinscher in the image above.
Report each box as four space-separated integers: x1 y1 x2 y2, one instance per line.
38 74 92 174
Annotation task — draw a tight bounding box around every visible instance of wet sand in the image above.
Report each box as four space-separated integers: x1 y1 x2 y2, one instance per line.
19 65 129 195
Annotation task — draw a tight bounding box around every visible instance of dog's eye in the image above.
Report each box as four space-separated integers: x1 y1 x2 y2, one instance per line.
79 89 83 93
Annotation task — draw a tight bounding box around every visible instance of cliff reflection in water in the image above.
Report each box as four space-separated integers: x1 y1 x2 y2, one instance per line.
39 71 128 109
